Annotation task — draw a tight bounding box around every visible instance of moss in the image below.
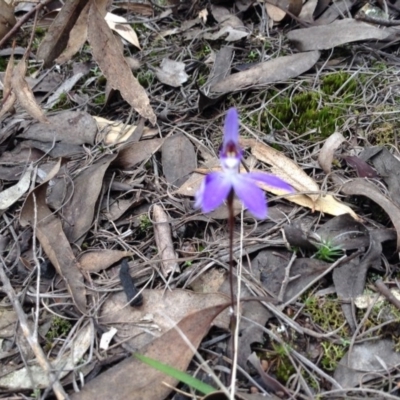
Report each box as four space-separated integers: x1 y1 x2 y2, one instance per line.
0 57 7 72
320 341 348 371
46 316 72 342
137 70 154 88
265 342 296 383
94 93 106 105
139 214 152 232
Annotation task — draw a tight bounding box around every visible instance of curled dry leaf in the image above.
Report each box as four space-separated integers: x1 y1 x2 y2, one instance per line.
79 250 132 273
20 160 87 313
0 167 31 211
265 0 303 22
11 56 48 123
341 178 400 249
88 3 156 124
153 204 179 276
287 18 395 51
318 131 346 174
105 12 141 49
211 51 320 94
71 302 230 400
94 116 137 145
0 0 16 41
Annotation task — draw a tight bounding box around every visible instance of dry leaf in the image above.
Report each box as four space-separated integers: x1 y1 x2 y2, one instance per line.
70 302 230 400
12 56 48 123
62 153 117 245
0 324 93 390
117 2 153 16
318 132 346 174
287 18 395 51
153 204 179 276
155 58 189 87
161 133 196 186
88 3 156 124
113 138 164 169
0 167 31 211
265 0 302 22
37 0 90 66
79 250 133 273
105 12 141 49
0 0 16 41
20 160 87 313
211 51 320 94
341 178 400 249
94 116 137 145
199 8 208 22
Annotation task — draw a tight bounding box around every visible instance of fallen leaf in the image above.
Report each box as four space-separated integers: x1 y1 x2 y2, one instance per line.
37 0 90 66
0 307 17 338
265 0 302 22
334 339 400 387
88 3 156 124
287 18 395 51
11 56 48 123
20 160 87 313
0 167 31 211
62 153 117 245
79 250 133 273
105 12 141 49
341 178 400 249
113 138 164 169
161 133 196 186
20 110 97 145
343 155 379 178
94 116 138 145
71 302 230 400
117 2 153 16
199 8 208 22
211 51 320 94
0 324 93 390
318 132 346 174
0 0 16 41
153 204 179 276
155 58 189 87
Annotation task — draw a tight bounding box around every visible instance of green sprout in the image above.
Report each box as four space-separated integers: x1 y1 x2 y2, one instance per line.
313 239 343 262
139 214 152 232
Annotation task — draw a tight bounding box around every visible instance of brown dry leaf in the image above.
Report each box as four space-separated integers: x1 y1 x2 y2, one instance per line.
71 301 230 400
0 50 16 119
0 167 31 211
105 12 141 49
20 110 97 145
79 250 133 272
153 204 179 276
113 138 164 169
55 1 90 64
211 51 320 94
88 3 156 124
63 153 117 245
117 2 153 16
94 116 137 145
155 58 189 87
318 132 346 174
161 133 196 187
99 289 230 350
341 178 400 249
37 0 90 66
287 18 395 51
20 160 87 313
11 56 48 123
0 0 16 41
265 0 302 22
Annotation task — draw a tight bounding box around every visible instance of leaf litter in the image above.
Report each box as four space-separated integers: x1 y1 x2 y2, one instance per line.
2 0 400 398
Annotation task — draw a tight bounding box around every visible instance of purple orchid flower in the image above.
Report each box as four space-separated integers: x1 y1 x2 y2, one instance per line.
195 108 293 219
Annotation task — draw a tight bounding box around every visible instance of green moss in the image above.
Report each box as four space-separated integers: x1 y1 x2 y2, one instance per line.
137 70 154 88
320 341 348 371
46 316 72 342
0 57 7 72
139 214 152 232
94 93 106 105
266 343 296 383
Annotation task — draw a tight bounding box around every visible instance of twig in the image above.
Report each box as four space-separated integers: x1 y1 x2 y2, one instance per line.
278 252 297 303
375 279 400 310
355 14 400 26
0 0 54 48
0 256 69 400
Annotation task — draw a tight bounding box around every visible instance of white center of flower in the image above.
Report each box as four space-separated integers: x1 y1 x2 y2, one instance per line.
224 156 239 169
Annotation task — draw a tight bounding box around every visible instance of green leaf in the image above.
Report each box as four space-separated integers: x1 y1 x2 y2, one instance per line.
134 353 216 395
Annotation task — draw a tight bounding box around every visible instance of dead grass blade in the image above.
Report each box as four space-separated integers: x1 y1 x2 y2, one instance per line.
62 153 117 245
87 2 156 124
71 303 230 400
37 0 90 66
211 51 320 94
20 160 87 313
341 178 400 250
153 204 179 276
12 55 48 123
287 19 395 51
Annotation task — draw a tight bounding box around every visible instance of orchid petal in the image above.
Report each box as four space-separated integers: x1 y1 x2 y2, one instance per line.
196 172 232 213
223 108 239 147
247 172 294 192
232 175 267 219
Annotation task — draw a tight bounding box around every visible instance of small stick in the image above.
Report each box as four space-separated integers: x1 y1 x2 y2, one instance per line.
278 252 297 303
0 257 69 400
375 279 400 310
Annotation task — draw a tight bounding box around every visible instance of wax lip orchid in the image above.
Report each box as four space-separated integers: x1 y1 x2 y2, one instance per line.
195 108 293 219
